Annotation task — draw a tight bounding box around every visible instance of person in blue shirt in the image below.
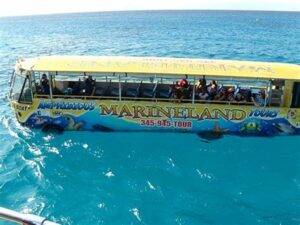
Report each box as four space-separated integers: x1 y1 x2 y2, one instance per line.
252 90 267 107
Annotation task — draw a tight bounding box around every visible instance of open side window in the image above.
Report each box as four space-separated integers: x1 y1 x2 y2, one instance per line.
268 79 285 107
291 82 300 108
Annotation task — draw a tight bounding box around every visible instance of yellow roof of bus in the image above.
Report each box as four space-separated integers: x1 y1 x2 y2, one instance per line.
16 55 300 80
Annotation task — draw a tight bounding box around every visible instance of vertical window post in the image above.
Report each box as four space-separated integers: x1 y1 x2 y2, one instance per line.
18 71 27 102
118 74 121 101
31 71 37 98
29 71 34 101
192 76 196 104
267 79 272 107
49 73 53 99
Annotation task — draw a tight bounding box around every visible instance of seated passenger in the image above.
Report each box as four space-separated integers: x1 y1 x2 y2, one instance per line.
41 74 50 95
180 78 191 100
207 80 218 99
252 90 267 107
82 75 95 95
235 89 251 102
78 78 85 92
195 76 207 93
172 81 181 99
198 89 209 100
214 87 227 101
179 78 189 89
235 92 245 102
227 87 235 102
172 78 190 101
245 89 252 102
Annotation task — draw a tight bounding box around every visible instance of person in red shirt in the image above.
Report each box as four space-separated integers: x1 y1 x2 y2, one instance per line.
179 78 188 88
172 78 190 102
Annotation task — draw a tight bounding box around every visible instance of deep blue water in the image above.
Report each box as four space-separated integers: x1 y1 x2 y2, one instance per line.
0 10 300 225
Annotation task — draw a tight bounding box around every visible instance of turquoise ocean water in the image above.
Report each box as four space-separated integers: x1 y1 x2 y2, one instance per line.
0 11 299 225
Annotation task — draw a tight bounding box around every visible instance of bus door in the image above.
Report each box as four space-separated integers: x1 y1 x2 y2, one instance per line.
291 82 300 108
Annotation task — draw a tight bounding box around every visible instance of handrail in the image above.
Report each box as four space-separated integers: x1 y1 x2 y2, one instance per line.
35 94 255 106
0 207 59 225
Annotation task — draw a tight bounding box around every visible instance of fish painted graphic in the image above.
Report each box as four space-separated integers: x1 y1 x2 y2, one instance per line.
240 121 261 133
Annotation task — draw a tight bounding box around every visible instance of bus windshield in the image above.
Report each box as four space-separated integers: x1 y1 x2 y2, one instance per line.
10 71 32 103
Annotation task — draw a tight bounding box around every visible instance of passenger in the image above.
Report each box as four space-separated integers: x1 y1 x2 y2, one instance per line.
252 90 267 107
195 76 207 93
179 78 189 89
78 78 85 92
227 87 235 102
214 87 227 101
207 80 218 99
173 78 190 101
40 74 50 95
245 89 252 102
198 89 209 100
235 92 245 102
181 78 191 100
84 75 96 95
172 81 181 99
236 89 251 102
209 80 218 89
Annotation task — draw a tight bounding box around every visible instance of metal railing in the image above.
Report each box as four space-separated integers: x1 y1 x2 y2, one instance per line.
35 94 255 106
0 207 59 225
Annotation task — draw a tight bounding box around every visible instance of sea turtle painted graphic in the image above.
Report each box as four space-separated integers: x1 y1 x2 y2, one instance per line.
240 121 261 133
198 122 228 140
62 114 84 130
